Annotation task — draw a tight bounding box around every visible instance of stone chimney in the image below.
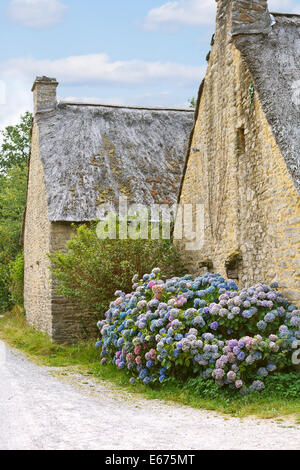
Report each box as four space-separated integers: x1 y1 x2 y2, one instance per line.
231 0 273 36
31 76 59 114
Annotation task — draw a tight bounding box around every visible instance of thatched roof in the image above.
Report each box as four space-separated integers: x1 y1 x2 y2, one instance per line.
36 102 194 221
234 12 300 195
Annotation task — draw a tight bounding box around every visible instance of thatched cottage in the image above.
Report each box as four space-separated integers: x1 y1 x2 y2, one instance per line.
23 78 194 343
23 0 300 343
179 0 300 302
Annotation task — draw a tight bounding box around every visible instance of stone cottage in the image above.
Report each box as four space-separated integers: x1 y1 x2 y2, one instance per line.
22 77 194 343
179 0 300 302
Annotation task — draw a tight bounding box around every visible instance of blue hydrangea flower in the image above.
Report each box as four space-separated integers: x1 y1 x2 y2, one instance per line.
257 320 267 331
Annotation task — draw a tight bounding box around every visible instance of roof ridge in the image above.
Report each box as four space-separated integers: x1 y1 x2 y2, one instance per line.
58 101 194 112
270 12 300 18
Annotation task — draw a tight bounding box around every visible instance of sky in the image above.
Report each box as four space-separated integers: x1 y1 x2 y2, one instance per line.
0 0 300 131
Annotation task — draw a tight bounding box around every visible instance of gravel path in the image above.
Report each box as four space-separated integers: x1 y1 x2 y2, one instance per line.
0 341 299 450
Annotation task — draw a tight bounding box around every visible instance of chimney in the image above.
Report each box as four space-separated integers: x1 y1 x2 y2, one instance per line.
31 76 59 114
231 0 273 36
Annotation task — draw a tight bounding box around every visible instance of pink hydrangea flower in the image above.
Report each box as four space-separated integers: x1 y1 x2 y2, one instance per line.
137 300 147 309
176 297 187 308
149 349 156 359
134 346 142 355
126 353 134 363
135 356 142 365
148 280 156 288
114 297 123 306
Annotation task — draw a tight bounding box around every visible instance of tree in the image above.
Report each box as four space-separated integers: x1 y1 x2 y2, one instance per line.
0 163 27 311
189 97 196 109
0 112 32 176
0 112 32 310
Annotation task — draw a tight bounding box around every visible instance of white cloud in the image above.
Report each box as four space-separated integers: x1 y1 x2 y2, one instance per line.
8 0 67 28
269 0 300 14
143 0 300 32
0 53 205 131
143 0 216 31
0 78 32 142
1 54 205 86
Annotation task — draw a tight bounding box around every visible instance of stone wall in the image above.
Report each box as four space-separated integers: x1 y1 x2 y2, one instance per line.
179 0 300 303
24 120 53 335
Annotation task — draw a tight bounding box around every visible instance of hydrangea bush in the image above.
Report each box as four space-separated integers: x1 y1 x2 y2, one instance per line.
96 269 300 393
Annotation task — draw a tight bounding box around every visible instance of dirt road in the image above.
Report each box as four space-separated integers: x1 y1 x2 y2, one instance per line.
0 341 299 450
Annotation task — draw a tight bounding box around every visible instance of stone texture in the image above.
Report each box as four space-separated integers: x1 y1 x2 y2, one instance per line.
24 120 52 336
231 0 273 35
31 77 58 114
179 0 300 302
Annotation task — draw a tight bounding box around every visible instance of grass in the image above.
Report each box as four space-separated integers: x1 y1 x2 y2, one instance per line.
0 307 299 421
0 307 99 368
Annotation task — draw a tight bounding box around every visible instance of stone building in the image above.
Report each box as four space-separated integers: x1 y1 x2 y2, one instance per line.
179 0 300 302
23 77 194 343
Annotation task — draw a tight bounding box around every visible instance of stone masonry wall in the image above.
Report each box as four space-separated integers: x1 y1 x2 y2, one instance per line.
179 0 300 303
24 120 53 334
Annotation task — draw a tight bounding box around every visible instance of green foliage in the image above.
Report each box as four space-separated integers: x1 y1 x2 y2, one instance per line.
0 112 31 311
0 112 32 175
49 223 188 318
189 97 196 109
262 372 300 399
183 372 300 401
182 376 221 400
0 307 99 367
0 163 27 311
9 250 24 307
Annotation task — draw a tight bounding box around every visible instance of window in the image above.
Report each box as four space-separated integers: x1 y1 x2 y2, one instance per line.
199 260 213 272
237 127 246 155
225 253 242 280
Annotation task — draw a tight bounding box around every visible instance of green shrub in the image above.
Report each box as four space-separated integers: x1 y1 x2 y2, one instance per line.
262 372 300 399
9 250 24 307
182 372 300 400
49 223 188 319
0 267 11 312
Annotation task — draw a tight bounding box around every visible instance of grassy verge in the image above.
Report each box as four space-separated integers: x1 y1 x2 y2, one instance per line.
0 308 299 421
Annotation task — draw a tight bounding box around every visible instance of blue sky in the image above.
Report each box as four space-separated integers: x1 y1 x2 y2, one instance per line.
0 0 299 130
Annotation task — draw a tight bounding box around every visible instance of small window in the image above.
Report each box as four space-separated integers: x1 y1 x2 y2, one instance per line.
237 127 246 155
199 260 213 272
225 253 242 280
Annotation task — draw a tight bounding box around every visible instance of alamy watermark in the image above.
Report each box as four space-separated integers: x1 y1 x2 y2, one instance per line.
95 197 204 251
